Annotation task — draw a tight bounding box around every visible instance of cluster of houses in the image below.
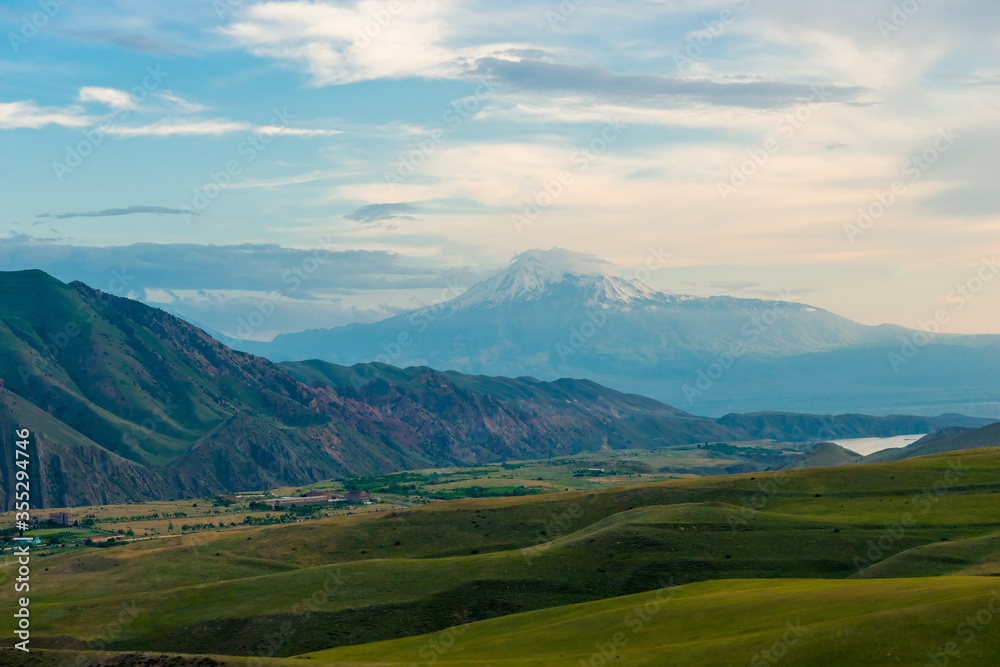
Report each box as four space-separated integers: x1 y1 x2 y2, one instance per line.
49 511 80 526
27 511 80 527
220 490 376 509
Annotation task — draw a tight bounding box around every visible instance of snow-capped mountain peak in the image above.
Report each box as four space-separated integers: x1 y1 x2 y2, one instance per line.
446 248 666 310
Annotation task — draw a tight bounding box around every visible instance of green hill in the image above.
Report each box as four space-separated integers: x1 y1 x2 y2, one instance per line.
4 448 1000 659
302 577 1000 666
781 441 862 469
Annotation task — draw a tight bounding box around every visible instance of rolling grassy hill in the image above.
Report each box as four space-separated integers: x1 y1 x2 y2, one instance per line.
6 576 1000 666
301 577 1000 666
3 448 1000 660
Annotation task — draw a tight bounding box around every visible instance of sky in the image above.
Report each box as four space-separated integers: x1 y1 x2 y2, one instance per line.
0 0 998 340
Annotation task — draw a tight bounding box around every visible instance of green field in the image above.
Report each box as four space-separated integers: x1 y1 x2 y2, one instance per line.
2 448 999 665
304 577 1000 666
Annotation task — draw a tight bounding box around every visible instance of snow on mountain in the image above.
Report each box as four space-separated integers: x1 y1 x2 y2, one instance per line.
446 248 668 310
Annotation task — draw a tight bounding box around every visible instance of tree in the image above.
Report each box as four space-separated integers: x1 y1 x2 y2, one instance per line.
168 522 174 532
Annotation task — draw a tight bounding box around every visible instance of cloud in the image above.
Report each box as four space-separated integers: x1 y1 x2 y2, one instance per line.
79 87 135 110
345 203 419 224
37 206 194 221
0 97 341 138
471 58 864 109
154 91 209 113
0 237 482 296
102 119 253 137
102 120 341 138
145 289 399 342
708 281 759 292
220 0 471 85
0 101 91 129
63 30 194 56
255 126 342 136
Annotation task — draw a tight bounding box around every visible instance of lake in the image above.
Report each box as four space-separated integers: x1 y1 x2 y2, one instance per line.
829 434 927 456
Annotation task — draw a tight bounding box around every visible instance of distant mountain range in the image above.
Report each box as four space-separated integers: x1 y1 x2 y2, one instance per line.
2 269 994 508
228 248 1000 418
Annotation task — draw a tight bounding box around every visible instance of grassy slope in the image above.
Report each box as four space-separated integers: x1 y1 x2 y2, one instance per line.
855 532 1000 578
7 578 1000 666
0 270 227 465
3 449 1000 657
303 577 1000 666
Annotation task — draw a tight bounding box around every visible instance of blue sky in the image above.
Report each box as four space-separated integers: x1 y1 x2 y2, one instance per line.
1 0 998 339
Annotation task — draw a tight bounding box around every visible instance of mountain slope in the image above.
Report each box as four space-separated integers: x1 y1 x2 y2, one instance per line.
233 248 1000 417
0 270 428 508
283 360 745 463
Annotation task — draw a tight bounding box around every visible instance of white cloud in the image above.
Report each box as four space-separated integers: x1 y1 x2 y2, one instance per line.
0 101 91 129
255 126 342 136
102 119 344 138
220 0 513 85
103 119 253 137
78 86 136 110
154 91 209 113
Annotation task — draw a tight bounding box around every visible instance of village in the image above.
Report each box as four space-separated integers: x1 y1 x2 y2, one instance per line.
0 488 390 553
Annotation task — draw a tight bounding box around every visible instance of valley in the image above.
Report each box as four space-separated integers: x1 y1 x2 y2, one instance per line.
2 446 1000 665
2 269 999 665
